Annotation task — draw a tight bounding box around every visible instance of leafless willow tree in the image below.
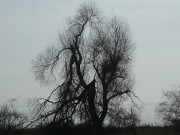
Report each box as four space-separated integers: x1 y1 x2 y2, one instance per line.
31 2 135 130
156 85 180 128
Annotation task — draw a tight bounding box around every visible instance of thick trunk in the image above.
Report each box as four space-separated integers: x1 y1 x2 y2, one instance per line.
86 80 103 132
91 119 103 135
87 80 98 122
86 80 109 134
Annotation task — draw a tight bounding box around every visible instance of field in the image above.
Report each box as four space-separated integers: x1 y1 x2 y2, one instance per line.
0 126 177 135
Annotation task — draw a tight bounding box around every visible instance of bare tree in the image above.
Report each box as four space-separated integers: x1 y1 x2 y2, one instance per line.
108 104 141 128
156 85 180 128
31 2 135 131
0 98 27 129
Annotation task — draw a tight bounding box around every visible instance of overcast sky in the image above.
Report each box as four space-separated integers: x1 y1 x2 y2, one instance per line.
0 0 180 124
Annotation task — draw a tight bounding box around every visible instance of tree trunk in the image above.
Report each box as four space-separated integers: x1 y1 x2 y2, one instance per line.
86 80 104 134
91 119 103 135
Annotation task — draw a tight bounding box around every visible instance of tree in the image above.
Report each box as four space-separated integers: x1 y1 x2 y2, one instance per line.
31 2 135 131
156 85 180 129
108 104 141 135
0 98 27 129
108 105 141 128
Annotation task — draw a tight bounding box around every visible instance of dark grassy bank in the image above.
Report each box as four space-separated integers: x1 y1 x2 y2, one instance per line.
0 126 177 135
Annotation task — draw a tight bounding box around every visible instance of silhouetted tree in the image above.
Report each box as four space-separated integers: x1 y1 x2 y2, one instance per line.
31 2 135 132
0 98 27 129
108 103 141 135
108 104 141 128
157 85 180 131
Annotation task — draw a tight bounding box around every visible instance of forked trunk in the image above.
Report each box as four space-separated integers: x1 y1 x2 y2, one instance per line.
86 80 104 134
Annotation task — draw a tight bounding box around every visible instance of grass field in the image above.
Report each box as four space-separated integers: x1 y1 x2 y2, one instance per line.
0 126 177 135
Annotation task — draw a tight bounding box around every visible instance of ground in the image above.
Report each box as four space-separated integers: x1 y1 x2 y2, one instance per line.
0 126 177 135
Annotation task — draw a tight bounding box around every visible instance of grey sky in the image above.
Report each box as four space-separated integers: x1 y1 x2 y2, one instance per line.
0 0 180 124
